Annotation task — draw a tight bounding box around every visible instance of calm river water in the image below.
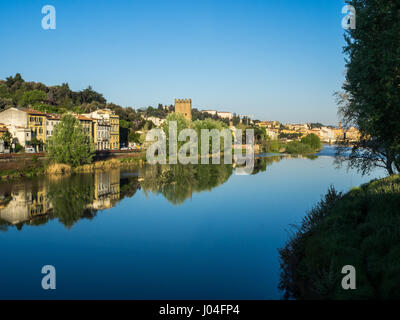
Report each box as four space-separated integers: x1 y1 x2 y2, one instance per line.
0 146 385 299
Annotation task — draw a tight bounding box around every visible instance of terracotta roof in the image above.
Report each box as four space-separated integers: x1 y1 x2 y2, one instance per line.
24 109 46 116
76 115 92 121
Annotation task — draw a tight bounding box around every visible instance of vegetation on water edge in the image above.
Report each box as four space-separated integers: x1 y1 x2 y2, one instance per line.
261 133 321 155
279 174 400 300
0 154 146 181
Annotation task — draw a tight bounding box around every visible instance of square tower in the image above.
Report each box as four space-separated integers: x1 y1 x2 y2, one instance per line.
174 99 192 120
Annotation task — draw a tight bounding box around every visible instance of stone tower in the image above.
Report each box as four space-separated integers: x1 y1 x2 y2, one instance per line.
174 99 192 120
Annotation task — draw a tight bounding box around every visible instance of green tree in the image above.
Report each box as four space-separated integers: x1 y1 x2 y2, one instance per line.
191 118 230 154
2 130 12 148
161 112 191 150
20 90 47 107
301 133 321 150
46 114 95 166
128 130 141 143
28 137 44 152
336 0 400 175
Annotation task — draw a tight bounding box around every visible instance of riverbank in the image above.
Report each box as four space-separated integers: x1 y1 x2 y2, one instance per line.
0 152 147 182
279 174 400 300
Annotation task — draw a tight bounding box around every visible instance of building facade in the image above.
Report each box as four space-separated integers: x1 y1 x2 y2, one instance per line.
45 114 61 139
0 107 32 147
83 109 119 151
27 109 47 142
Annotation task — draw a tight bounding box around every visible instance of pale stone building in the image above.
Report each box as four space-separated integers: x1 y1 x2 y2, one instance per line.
0 107 31 146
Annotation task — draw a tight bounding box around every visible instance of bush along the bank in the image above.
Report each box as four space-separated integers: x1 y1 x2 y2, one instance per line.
284 133 321 155
279 174 400 300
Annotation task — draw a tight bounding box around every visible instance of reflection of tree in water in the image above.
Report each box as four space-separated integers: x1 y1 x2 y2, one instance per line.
0 169 141 230
251 155 283 175
46 174 97 228
0 156 284 230
139 164 234 205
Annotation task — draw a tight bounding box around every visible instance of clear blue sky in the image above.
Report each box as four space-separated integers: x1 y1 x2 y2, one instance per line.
0 0 347 125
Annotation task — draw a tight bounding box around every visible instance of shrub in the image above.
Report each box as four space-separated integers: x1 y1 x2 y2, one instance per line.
46 163 72 175
279 175 400 300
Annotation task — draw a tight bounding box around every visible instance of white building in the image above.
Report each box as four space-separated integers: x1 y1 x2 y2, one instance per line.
45 114 61 139
320 127 335 143
0 108 31 146
217 112 233 120
202 110 217 116
266 130 279 140
143 116 166 127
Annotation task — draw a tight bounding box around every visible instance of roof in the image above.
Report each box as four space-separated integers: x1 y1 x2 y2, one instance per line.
24 109 47 116
76 115 92 121
46 114 61 120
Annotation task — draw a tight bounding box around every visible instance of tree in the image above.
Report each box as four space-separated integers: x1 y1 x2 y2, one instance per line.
336 0 400 175
2 130 12 148
161 113 191 151
21 90 47 107
128 130 141 143
46 114 95 166
28 137 44 152
301 134 321 150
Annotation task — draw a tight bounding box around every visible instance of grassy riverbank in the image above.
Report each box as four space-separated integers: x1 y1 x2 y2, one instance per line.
0 152 146 182
279 174 400 300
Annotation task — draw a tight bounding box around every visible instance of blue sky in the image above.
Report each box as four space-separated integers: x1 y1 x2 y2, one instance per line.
0 0 347 124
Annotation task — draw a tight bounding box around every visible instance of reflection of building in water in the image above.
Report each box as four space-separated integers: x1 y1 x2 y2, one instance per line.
88 169 120 210
0 183 52 225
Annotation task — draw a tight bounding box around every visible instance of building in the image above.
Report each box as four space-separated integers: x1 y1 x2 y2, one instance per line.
320 127 335 143
83 109 119 150
202 110 217 116
344 127 361 142
266 130 279 140
0 107 32 147
143 116 166 127
26 109 47 143
93 119 111 151
45 114 61 139
175 99 192 120
257 121 280 129
76 115 93 139
286 123 309 132
0 107 122 152
217 112 233 120
99 109 120 150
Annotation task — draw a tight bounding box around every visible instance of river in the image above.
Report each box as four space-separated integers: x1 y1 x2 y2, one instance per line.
0 146 385 299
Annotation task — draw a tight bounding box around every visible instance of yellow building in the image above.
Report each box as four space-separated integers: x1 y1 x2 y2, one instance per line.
26 109 47 143
76 115 93 138
100 109 120 150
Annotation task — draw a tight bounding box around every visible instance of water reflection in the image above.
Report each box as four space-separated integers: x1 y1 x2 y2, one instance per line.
0 156 282 230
